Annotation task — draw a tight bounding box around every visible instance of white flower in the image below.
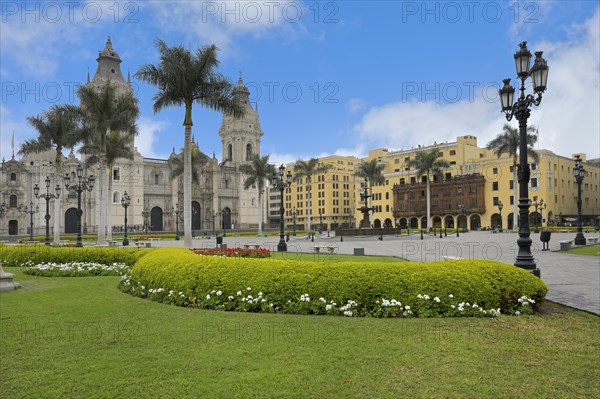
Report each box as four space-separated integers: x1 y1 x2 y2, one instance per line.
228 296 234 301
206 294 211 300
343 310 353 317
237 291 242 296
417 294 423 299
448 294 454 298
433 297 440 303
325 304 333 311
451 305 455 309
404 305 410 310
319 297 326 303
423 294 430 300
247 287 252 291
216 290 222 296
258 292 263 297
515 311 521 316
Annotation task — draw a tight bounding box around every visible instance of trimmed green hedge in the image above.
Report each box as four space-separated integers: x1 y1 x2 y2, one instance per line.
0 245 154 267
126 247 548 317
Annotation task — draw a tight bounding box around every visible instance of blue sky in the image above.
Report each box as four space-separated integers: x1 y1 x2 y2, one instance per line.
1 1 599 164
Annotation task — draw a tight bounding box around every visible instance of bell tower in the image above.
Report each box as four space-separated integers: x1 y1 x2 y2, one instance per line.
218 74 263 165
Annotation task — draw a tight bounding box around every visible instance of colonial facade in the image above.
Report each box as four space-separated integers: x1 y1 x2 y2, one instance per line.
0 38 264 237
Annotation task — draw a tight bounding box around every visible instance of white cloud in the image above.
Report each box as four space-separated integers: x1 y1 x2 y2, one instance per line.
136 118 170 159
147 0 305 54
352 7 600 159
346 98 367 113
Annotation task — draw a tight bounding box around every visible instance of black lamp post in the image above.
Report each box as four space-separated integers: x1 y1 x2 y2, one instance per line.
498 200 504 233
319 209 323 231
142 208 150 234
532 196 544 233
21 201 39 241
173 204 182 240
499 41 548 277
271 164 292 252
34 176 61 246
573 156 586 245
539 201 547 228
292 207 297 236
64 166 94 247
121 191 131 246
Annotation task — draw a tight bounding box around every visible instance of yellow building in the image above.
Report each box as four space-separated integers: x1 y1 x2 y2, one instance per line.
357 135 599 230
282 155 359 231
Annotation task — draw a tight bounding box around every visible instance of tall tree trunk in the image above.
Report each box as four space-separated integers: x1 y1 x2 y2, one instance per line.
513 157 518 231
106 168 113 241
257 190 263 236
307 181 312 232
53 162 62 244
183 123 192 247
426 177 431 231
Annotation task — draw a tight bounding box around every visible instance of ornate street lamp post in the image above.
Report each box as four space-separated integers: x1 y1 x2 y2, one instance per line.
64 166 94 247
20 201 39 241
173 204 182 240
532 196 544 233
359 177 373 229
271 164 292 252
499 41 548 277
573 156 586 245
458 204 469 232
121 191 131 246
34 176 61 246
539 201 547 228
497 200 504 233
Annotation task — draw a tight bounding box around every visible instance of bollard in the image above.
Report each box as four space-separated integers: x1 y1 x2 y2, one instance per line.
286 233 290 242
378 234 383 241
420 230 423 240
311 233 314 242
444 228 447 237
340 234 344 242
440 229 443 238
457 229 459 238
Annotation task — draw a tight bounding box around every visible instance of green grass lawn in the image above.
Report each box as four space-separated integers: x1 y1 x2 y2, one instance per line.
1 268 598 399
565 244 600 257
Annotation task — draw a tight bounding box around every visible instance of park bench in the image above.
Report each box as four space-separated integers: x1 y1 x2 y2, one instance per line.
559 240 573 251
312 245 336 254
587 236 599 244
243 244 262 250
148 237 162 242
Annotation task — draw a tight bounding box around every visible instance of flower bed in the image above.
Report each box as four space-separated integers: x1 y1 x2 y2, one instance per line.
24 261 129 277
120 248 548 318
191 247 270 258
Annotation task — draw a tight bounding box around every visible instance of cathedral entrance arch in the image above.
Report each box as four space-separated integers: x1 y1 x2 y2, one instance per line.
8 220 18 235
151 207 163 231
65 208 79 234
222 207 231 230
192 201 201 230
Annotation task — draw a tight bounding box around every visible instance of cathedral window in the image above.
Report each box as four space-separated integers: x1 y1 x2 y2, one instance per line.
155 174 159 185
112 191 120 204
246 144 253 161
113 167 120 181
10 173 16 181
228 144 233 161
9 195 17 208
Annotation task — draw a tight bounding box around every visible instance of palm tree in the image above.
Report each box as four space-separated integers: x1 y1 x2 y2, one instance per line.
75 80 139 245
169 144 210 184
355 159 386 226
293 158 333 232
239 154 275 236
20 104 81 244
80 130 135 241
408 146 450 231
486 123 538 230
135 39 244 248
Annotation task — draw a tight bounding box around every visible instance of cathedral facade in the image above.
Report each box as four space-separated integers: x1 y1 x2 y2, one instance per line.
0 38 263 238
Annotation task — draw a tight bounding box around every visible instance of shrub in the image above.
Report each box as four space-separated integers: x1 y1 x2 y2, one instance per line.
0 245 153 267
191 247 270 258
123 248 548 317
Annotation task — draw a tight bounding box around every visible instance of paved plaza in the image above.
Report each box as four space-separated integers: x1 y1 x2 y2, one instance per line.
151 230 600 315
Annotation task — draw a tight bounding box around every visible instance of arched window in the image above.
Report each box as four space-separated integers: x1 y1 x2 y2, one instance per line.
112 191 120 204
246 143 253 161
9 195 17 208
227 144 233 161
251 198 256 206
10 173 16 181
